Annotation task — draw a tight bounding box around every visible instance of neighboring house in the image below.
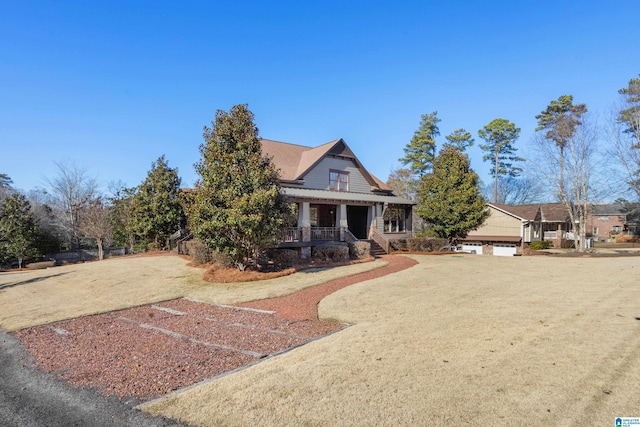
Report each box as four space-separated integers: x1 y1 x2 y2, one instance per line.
261 138 415 257
587 203 628 242
464 203 573 256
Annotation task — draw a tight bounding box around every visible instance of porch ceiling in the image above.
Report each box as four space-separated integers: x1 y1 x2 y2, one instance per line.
281 187 415 205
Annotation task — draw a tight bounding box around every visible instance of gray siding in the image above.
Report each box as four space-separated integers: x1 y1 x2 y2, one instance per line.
302 157 373 193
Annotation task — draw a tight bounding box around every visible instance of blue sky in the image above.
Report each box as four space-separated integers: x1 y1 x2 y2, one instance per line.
2 1 639 195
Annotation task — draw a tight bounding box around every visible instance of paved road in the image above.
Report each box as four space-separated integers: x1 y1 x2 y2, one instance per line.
0 329 189 427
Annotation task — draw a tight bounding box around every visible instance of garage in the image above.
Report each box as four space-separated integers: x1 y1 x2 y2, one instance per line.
493 243 517 257
462 242 482 255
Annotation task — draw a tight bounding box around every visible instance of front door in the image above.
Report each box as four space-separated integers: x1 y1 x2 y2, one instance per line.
347 205 369 239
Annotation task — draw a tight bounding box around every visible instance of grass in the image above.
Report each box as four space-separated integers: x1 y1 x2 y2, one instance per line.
141 254 640 426
3 253 639 426
0 254 387 332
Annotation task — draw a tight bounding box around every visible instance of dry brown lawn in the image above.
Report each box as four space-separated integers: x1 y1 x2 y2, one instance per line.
0 255 387 332
140 254 640 426
2 253 639 426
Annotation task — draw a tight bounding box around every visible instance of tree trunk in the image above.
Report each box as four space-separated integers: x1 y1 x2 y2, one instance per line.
493 148 499 203
128 232 135 254
97 239 104 260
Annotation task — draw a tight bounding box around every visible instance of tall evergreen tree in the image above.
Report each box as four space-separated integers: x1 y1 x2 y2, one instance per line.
444 128 474 152
478 118 523 204
416 147 488 243
0 173 14 202
535 95 588 188
400 111 441 177
131 155 185 249
613 75 640 197
188 104 292 270
108 183 138 252
617 74 640 140
0 193 39 268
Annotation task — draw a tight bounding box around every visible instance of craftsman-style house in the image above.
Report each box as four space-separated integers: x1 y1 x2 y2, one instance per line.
261 138 415 257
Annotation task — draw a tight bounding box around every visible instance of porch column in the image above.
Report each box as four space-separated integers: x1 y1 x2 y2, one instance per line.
338 204 348 241
300 202 311 259
376 203 384 232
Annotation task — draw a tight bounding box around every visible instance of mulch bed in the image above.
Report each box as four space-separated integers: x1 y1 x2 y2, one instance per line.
14 254 418 400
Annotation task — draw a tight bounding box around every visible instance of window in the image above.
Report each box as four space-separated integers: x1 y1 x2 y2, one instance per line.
612 225 622 233
384 207 407 233
593 226 599 236
329 171 349 191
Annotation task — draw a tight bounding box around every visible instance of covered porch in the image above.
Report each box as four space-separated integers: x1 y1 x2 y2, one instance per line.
277 194 414 258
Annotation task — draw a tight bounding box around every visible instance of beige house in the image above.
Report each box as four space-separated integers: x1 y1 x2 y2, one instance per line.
261 138 415 257
464 203 573 255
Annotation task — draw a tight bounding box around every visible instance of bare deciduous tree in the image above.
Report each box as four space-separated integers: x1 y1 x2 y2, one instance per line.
77 197 112 260
533 115 600 251
608 74 640 198
606 109 640 199
46 160 98 253
483 174 542 205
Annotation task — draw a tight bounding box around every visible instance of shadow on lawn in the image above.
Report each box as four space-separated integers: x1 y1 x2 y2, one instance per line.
0 272 68 291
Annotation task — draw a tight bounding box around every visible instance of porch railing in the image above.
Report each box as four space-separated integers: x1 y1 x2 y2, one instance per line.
280 227 341 243
311 227 340 241
369 227 389 254
543 230 573 240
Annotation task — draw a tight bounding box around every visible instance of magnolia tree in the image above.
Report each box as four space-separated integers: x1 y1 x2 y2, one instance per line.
416 146 489 243
0 193 39 268
188 104 292 271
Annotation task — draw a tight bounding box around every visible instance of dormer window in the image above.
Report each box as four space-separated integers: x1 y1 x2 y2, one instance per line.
329 170 349 191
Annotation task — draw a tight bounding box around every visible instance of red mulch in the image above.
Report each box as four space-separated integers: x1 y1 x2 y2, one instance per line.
239 255 418 321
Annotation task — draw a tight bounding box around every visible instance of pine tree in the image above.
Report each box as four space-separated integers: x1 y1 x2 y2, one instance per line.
400 112 441 177
444 128 474 152
478 118 523 204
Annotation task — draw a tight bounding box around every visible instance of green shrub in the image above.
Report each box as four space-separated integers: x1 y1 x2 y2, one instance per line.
349 241 371 259
211 250 235 268
186 240 213 264
389 239 408 251
312 244 349 262
528 240 552 250
146 242 160 251
265 248 298 269
406 237 448 252
389 237 448 252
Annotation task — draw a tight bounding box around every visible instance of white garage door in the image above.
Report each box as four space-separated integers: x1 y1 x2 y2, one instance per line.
493 243 517 257
462 242 482 255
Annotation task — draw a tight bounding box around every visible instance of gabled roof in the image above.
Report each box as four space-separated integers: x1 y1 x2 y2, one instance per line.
260 138 392 192
491 203 540 221
591 203 627 216
538 203 572 222
491 203 571 222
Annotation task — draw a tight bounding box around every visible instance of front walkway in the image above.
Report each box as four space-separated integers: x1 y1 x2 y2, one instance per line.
240 255 418 320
